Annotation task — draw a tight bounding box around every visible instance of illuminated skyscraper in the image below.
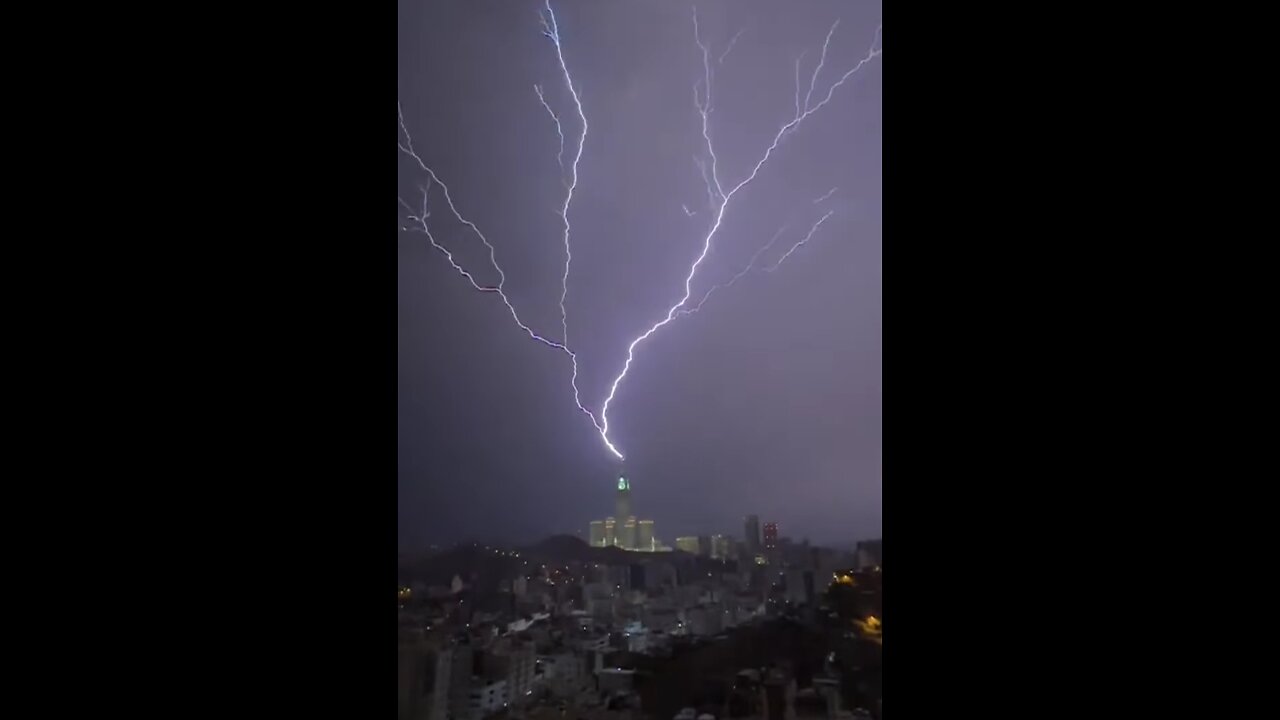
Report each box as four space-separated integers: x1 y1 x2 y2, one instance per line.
587 472 663 551
615 475 631 527
675 536 700 554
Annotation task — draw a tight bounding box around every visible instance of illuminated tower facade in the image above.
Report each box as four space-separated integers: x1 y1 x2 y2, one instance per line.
615 475 631 529
588 472 662 551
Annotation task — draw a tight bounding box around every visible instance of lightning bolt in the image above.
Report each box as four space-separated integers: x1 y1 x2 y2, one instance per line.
794 51 808 120
533 84 565 175
804 20 840 115
766 211 834 272
397 41 603 432
400 3 880 462
538 1 599 433
677 205 836 320
693 155 719 211
813 187 838 205
718 28 744 65
595 12 881 458
675 224 790 319
394 169 567 355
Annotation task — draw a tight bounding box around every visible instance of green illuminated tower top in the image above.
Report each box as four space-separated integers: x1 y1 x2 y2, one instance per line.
615 473 631 525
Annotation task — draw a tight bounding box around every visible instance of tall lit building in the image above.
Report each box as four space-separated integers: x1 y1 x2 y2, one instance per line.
745 515 761 555
587 472 663 550
615 475 631 527
763 522 778 549
675 536 700 554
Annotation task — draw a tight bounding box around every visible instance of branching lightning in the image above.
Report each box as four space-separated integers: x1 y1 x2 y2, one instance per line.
596 11 882 457
813 187 838 205
398 102 602 433
675 224 789 319
394 168 569 355
718 28 744 65
766 211 834 272
539 1 598 433
533 84 565 174
399 2 881 462
677 203 836 320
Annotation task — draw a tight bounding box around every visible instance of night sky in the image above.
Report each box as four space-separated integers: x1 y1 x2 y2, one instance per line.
398 0 881 549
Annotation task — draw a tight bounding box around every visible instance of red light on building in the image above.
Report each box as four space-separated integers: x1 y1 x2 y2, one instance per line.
763 522 778 549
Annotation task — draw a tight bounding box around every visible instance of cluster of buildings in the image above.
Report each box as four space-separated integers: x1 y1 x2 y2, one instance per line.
587 475 668 551
398 473 882 720
398 546 863 720
586 474 877 574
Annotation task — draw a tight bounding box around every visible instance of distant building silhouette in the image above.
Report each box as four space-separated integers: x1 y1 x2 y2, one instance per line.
711 534 732 560
745 515 761 555
763 522 778 550
700 535 713 556
856 539 882 569
638 519 654 551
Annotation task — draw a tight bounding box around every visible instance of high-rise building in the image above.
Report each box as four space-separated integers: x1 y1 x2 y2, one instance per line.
698 535 712 557
638 520 654 551
587 472 663 551
620 517 638 550
745 515 761 555
485 637 536 706
445 645 475 720
615 475 632 527
676 536 700 554
763 522 778 549
711 534 732 560
856 539 882 570
398 636 452 720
